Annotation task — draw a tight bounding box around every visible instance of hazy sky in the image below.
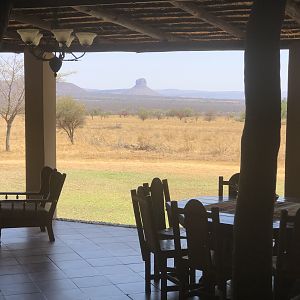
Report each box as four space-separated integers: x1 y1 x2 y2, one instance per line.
59 50 289 91
3 50 289 91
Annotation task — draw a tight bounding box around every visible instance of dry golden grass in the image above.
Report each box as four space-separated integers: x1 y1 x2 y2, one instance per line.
0 115 286 164
0 115 287 224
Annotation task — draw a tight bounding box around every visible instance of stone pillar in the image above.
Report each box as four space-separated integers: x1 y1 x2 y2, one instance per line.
24 50 56 192
285 44 300 197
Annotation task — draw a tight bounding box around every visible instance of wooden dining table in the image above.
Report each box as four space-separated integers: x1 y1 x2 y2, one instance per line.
168 195 300 231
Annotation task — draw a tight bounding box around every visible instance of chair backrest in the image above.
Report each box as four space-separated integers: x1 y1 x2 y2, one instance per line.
142 177 172 230
39 166 55 198
218 173 239 198
131 188 148 261
47 170 66 217
174 199 220 272
134 187 160 253
149 178 167 231
277 208 300 274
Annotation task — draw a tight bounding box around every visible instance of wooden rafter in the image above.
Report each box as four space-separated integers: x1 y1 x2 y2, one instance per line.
12 0 168 9
74 6 182 41
169 1 245 39
11 13 53 31
0 0 13 46
286 0 300 24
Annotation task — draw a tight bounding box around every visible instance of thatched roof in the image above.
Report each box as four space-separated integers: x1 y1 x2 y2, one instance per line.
3 0 300 52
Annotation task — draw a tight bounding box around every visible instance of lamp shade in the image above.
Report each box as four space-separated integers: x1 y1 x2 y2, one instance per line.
65 35 75 48
52 29 73 44
17 29 40 44
76 32 97 46
32 32 43 46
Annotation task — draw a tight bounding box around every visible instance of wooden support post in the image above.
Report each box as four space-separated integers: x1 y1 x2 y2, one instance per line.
24 50 56 192
233 1 286 299
285 44 300 197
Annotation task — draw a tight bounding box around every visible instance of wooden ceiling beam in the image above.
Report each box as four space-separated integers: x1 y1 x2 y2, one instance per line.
0 1 13 47
286 0 300 24
169 1 245 38
2 38 298 54
74 5 182 41
12 0 171 9
11 13 53 31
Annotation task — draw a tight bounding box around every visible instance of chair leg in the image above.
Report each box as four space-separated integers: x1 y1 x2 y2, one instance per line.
47 223 55 242
160 258 168 300
217 280 227 300
189 268 196 285
154 254 160 282
145 252 151 294
40 226 46 232
274 275 291 300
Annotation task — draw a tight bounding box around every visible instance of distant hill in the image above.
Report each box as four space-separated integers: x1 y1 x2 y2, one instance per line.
57 79 246 100
57 82 89 98
157 89 245 100
56 79 247 114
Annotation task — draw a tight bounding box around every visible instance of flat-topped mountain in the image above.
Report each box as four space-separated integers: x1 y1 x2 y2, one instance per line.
123 78 161 96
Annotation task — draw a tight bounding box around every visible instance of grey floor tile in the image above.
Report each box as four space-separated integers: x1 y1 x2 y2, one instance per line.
81 285 125 298
35 278 77 293
43 289 89 300
4 293 46 300
62 266 100 278
1 282 39 296
29 269 67 282
0 221 164 300
0 274 32 287
105 273 144 285
86 257 122 267
117 282 158 295
72 275 112 288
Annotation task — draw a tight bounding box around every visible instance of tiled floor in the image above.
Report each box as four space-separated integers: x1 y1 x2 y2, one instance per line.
0 221 184 300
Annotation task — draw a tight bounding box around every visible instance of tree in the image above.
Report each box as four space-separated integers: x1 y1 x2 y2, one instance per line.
174 108 193 121
89 108 101 120
137 109 149 121
151 109 164 120
56 96 86 144
0 54 24 151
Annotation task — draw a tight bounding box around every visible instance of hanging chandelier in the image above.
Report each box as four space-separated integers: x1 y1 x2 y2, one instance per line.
17 29 97 76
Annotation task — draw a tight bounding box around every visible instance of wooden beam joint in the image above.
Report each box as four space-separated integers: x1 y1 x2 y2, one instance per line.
170 1 245 39
74 5 182 42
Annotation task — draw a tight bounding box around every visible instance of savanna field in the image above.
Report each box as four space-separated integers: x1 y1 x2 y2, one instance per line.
0 115 287 225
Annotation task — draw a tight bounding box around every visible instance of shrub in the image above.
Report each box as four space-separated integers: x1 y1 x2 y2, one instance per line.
56 96 86 144
204 111 216 121
137 109 150 121
151 109 164 120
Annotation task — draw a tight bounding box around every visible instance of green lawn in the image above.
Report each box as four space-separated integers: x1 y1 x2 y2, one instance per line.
0 161 285 226
56 165 285 225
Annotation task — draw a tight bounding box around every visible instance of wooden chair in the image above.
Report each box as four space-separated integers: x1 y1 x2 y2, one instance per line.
142 178 186 281
131 187 187 299
218 173 239 197
143 177 184 238
274 209 300 300
171 199 231 300
0 170 66 242
0 166 54 200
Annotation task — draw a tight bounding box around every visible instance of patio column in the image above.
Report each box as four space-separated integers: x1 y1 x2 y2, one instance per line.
24 50 56 192
285 44 300 197
233 1 285 299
